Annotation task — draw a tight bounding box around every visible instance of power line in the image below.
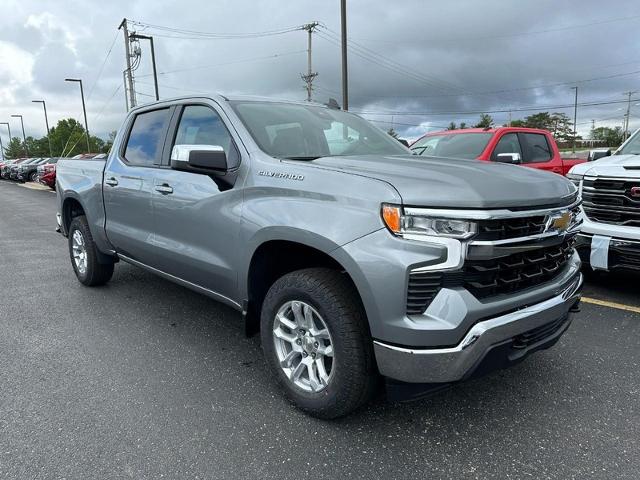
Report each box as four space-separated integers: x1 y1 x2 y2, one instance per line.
136 50 306 77
128 19 304 39
317 28 468 95
353 97 640 117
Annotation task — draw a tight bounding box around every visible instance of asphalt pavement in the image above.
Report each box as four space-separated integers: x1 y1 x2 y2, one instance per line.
1 180 639 480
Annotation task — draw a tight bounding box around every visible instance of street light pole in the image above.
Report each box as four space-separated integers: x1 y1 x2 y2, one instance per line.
32 100 53 157
65 78 91 153
0 122 11 142
571 86 578 153
11 115 28 157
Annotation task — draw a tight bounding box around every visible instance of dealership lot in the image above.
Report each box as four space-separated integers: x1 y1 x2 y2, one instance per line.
0 181 638 479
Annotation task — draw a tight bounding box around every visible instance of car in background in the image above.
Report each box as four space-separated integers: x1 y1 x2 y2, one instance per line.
568 127 640 273
17 157 51 182
9 158 40 180
410 127 585 176
0 159 19 178
37 159 61 189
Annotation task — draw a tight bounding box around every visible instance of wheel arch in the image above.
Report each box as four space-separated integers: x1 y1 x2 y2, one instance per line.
243 231 367 336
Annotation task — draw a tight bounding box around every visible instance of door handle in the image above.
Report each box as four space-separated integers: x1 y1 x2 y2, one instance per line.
154 183 174 195
105 177 118 187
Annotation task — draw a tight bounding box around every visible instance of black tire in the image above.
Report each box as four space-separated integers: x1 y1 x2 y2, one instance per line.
29 171 37 182
68 215 114 286
260 268 378 419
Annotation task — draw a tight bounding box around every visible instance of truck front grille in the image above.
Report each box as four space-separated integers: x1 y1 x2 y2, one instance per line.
462 239 574 299
582 177 640 227
476 216 547 241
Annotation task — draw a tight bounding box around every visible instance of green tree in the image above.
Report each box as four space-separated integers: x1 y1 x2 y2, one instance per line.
447 122 457 130
474 114 494 128
590 126 624 147
508 119 527 127
4 137 27 158
459 122 467 129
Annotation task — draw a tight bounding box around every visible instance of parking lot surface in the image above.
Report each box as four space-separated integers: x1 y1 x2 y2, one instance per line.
1 180 639 479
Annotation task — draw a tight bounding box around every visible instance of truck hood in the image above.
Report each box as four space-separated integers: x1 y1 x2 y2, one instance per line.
569 154 640 177
305 155 576 209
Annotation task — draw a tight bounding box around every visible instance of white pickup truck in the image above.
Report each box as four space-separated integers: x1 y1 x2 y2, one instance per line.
568 128 640 272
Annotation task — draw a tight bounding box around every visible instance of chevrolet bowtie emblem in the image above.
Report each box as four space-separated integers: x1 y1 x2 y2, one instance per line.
546 211 571 233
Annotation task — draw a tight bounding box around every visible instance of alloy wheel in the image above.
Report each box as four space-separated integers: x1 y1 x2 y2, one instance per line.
272 300 334 393
71 229 88 275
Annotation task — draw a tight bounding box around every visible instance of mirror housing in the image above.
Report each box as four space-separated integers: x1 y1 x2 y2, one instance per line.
495 152 522 164
587 149 611 162
171 145 228 173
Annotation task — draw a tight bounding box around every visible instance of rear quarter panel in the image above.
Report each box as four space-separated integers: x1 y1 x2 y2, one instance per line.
56 158 112 253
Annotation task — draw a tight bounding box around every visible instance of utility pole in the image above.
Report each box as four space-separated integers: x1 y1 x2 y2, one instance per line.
571 86 578 153
32 100 53 157
340 0 349 111
623 91 637 141
119 18 137 109
11 115 28 157
301 22 319 102
130 33 160 101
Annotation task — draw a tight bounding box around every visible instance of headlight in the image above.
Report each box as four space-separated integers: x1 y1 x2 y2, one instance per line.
381 204 477 240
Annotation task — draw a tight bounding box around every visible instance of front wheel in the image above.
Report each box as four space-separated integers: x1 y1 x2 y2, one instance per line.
29 172 38 182
260 268 378 419
68 215 114 286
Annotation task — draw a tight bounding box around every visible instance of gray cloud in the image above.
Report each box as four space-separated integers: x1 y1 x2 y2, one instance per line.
0 0 639 144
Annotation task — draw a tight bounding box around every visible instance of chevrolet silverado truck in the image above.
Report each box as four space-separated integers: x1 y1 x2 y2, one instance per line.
411 127 585 176
568 128 640 272
56 96 583 418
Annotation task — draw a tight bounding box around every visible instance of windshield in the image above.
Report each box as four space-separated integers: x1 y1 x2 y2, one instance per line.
617 130 640 155
230 101 409 159
411 133 493 159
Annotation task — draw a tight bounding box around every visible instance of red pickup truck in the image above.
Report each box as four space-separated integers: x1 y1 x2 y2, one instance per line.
410 127 584 176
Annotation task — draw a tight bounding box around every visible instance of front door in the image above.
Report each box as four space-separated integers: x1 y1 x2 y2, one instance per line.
150 104 243 300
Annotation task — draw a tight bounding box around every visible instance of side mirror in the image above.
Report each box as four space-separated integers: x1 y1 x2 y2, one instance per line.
495 152 521 164
171 145 228 174
587 149 611 162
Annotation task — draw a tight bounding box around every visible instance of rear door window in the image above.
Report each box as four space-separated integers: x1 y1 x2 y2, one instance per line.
520 133 552 163
124 108 171 166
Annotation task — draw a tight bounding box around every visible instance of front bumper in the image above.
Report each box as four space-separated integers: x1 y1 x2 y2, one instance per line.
576 233 640 272
374 272 582 384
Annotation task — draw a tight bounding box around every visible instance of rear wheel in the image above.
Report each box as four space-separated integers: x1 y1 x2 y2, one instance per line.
260 268 378 419
29 171 38 182
68 215 114 286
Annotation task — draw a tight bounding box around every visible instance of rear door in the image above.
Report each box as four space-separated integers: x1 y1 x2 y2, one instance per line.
150 102 244 300
104 106 173 265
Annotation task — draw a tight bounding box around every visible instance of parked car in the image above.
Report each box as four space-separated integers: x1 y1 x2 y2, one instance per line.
0 159 19 178
57 95 582 418
410 127 585 176
38 160 59 189
9 158 41 180
568 127 640 272
17 157 50 182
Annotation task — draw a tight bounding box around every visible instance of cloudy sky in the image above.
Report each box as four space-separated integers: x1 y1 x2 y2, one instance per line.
0 0 639 144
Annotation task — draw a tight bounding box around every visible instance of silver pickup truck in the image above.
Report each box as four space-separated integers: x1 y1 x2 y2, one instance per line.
57 95 583 418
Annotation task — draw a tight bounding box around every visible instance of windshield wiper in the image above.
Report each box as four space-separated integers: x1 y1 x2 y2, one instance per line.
282 156 321 161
